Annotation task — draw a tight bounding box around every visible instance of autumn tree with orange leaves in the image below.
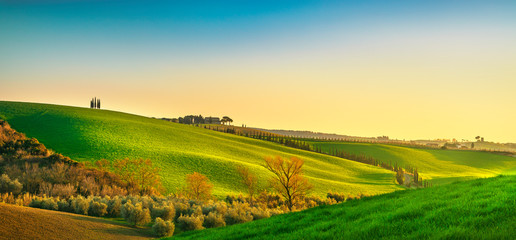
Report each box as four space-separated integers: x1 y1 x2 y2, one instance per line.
111 158 164 195
264 156 312 211
236 165 258 205
184 172 213 200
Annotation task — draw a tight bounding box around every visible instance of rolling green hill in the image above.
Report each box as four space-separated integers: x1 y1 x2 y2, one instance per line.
0 101 402 196
307 141 516 185
169 175 516 240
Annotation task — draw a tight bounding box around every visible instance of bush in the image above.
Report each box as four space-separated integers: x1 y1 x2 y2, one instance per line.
122 202 151 227
58 199 72 212
151 204 176 221
71 196 90 215
107 197 122 217
29 197 44 208
204 212 226 228
177 214 204 231
396 169 405 185
162 205 176 221
250 207 270 220
225 202 253 225
174 201 189 220
202 201 228 215
90 201 108 217
42 198 58 210
0 174 23 195
152 217 175 237
327 192 347 203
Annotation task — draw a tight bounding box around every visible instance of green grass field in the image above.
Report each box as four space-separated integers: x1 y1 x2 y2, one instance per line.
0 101 402 196
169 175 516 240
307 141 516 185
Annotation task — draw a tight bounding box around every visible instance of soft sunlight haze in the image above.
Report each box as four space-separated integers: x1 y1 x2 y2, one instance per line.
1 0 515 142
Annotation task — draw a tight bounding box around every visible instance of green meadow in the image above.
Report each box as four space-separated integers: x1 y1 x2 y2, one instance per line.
0 101 402 196
307 141 516 185
170 175 516 240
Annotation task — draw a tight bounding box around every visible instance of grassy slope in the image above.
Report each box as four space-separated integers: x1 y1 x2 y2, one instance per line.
0 203 152 240
308 141 516 184
171 175 516 240
0 101 401 196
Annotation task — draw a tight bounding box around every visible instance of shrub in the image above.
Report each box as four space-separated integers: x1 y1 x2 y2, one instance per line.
152 204 176 221
152 217 175 237
162 205 176 221
58 199 72 212
269 208 284 217
204 212 226 228
123 202 151 227
327 192 347 203
250 207 270 220
151 206 165 220
71 196 90 215
396 169 405 185
0 192 16 204
17 193 34 206
0 174 23 195
177 214 204 231
225 202 253 225
29 196 44 208
42 198 58 210
174 201 190 220
107 197 122 217
90 201 108 217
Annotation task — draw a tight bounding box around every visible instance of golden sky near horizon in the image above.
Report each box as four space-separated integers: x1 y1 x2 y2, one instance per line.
1 1 515 142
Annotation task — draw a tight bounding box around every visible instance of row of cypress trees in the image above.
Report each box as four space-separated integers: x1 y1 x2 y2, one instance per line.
90 97 101 109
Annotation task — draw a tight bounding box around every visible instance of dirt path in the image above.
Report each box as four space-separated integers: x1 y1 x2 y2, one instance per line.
0 203 154 240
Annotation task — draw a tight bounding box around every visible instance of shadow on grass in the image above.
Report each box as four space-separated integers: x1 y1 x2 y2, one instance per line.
68 214 155 238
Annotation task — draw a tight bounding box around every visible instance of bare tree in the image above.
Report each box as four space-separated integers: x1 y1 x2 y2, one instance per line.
263 156 312 211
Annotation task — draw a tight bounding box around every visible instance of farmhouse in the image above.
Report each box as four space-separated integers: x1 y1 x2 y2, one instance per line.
426 143 440 148
205 117 221 124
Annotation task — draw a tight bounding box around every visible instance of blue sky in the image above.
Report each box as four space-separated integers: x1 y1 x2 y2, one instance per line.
1 1 516 142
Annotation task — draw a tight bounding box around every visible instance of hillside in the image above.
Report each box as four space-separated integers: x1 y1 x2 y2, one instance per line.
0 101 402 196
0 203 152 240
170 175 516 239
307 141 516 185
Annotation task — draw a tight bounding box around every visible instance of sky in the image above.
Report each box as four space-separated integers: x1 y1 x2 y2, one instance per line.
1 0 515 142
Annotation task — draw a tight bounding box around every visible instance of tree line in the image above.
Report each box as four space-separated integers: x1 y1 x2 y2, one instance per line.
90 97 101 109
169 115 234 125
195 125 430 188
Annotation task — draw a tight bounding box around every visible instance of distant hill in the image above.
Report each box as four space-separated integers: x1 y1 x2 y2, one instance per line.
170 175 516 240
0 203 152 240
258 129 516 152
0 101 401 196
306 141 516 185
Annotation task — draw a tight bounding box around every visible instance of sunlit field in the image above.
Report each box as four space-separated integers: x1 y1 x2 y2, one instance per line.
0 101 402 196
170 175 516 240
